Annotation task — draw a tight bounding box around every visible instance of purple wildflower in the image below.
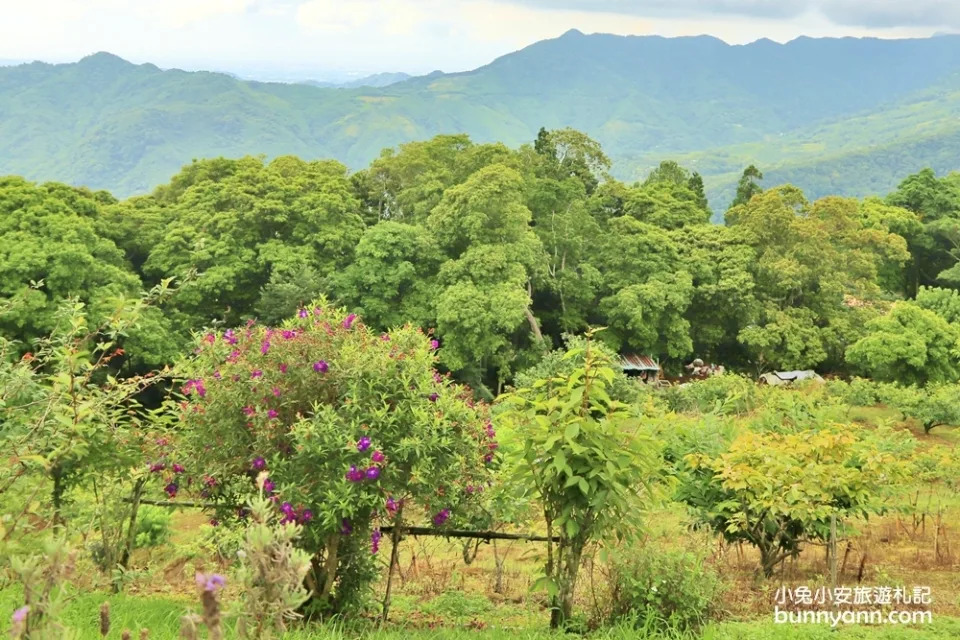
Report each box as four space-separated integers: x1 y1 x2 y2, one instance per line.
381 334 391 341
371 450 385 463
267 409 279 420
196 573 226 592
371 529 382 554
173 463 186 474
279 363 288 373
365 466 381 481
12 606 29 624
432 508 451 527
345 465 364 482
300 509 313 524
428 393 439 403
223 329 237 345
261 341 271 355
243 406 256 416
386 496 398 515
252 457 266 471
357 436 372 452
343 313 357 330
430 339 439 350
204 475 217 487
164 483 178 498
313 360 329 373
251 369 263 379
209 519 220 527
272 386 281 397
299 308 308 318
263 478 276 494
149 462 165 473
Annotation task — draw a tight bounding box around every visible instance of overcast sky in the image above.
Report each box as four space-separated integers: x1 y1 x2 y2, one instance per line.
0 1 954 79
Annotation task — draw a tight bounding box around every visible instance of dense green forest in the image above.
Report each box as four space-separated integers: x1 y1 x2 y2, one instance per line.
5 33 960 205
3 128 960 393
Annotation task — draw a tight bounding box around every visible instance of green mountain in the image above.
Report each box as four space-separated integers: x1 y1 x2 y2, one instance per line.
4 32 960 204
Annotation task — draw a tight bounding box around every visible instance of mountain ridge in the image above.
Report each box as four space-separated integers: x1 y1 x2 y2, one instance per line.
3 32 960 205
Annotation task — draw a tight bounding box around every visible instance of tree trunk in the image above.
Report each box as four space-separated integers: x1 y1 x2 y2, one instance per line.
116 478 146 592
380 511 404 625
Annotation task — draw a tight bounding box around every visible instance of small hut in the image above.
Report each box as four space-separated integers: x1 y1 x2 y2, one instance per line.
758 370 824 387
618 354 661 383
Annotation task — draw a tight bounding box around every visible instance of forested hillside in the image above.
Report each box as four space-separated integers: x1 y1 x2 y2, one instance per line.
4 32 960 204
3 129 959 393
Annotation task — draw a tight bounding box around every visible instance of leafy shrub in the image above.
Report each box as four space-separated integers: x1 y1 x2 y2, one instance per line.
420 591 493 620
135 506 172 549
605 543 723 633
662 374 757 416
173 300 495 615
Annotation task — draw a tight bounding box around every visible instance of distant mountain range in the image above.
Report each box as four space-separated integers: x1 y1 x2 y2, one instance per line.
300 72 413 89
3 31 960 209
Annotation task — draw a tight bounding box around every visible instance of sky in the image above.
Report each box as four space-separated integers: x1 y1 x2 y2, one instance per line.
0 0 956 81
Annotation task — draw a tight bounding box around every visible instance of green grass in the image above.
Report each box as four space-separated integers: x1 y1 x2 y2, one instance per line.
2 587 957 639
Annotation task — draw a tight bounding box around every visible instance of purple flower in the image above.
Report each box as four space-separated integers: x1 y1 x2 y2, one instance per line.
223 330 237 345
430 339 439 350
357 436 372 452
428 393 439 403
227 350 241 363
432 508 451 527
484 453 494 463
365 466 381 481
261 341 271 355
204 333 216 344
300 509 313 524
371 450 385 463
371 528 382 554
281 501 295 516
243 406 256 416
341 518 353 535
213 371 222 380
299 308 308 318
272 387 282 397
204 475 217 487
345 465 364 482
263 478 276 494
12 606 29 624
279 363 288 373
251 369 263 379
252 457 266 471
313 360 329 373
173 463 186 474
386 496 398 515
381 333 391 341
209 519 220 527
267 409 279 420
164 483 178 498
196 573 226 592
149 462 165 473
343 313 357 330
282 330 297 340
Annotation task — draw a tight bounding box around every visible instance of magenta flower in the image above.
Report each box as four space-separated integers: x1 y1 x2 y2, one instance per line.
430 339 439 350
209 519 220 527
263 478 276 494
204 475 217 487
381 333 391 341
385 496 399 516
299 308 308 318
173 463 186 474
227 350 241 363
341 518 353 535
371 450 385 463
357 436 372 452
428 393 439 403
149 462 165 473
272 387 282 397
371 528 382 554
345 465 364 482
164 483 178 498
251 369 263 379
282 330 297 340
261 341 271 355
432 508 451 527
213 370 222 380
223 329 237 345
12 606 29 624
365 466 381 480
243 406 256 416
268 409 279 419
484 453 494 463
313 360 329 373
252 457 266 471
279 363 288 373
300 509 313 524
343 313 357 330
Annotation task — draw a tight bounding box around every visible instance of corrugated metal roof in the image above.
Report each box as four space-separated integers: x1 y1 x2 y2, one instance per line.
619 354 660 371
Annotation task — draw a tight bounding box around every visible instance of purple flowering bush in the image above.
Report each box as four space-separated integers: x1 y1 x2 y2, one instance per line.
173 300 494 613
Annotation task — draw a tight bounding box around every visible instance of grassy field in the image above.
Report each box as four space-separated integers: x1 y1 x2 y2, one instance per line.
2 396 957 639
